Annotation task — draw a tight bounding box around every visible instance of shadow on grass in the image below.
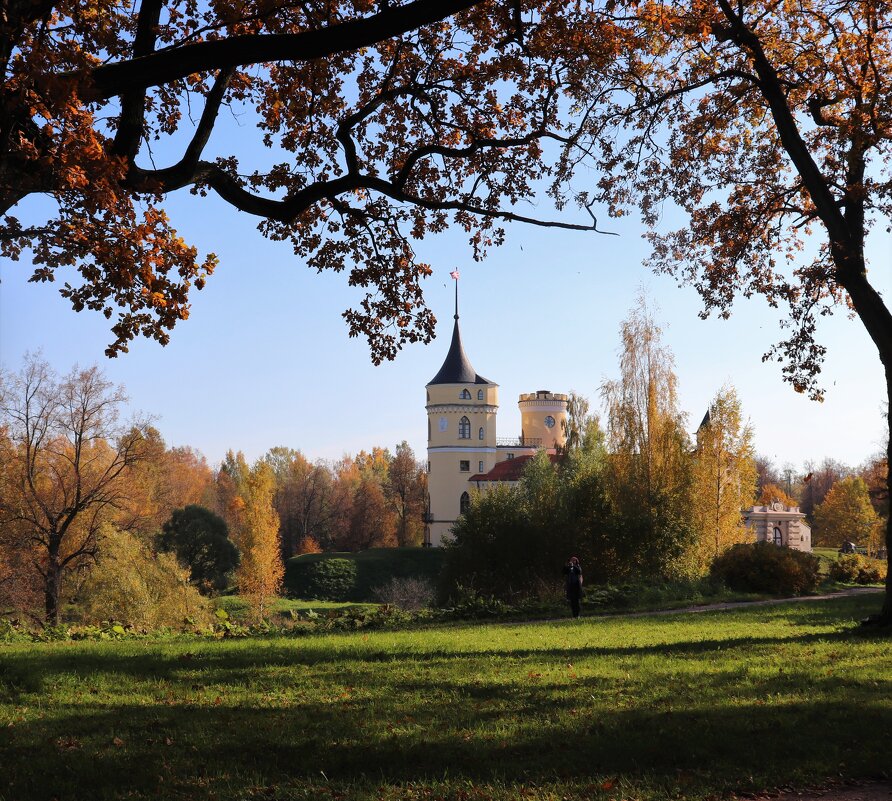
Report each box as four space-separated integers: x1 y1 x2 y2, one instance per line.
3 687 891 800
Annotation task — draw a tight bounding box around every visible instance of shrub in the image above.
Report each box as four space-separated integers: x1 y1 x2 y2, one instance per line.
710 542 821 595
287 558 358 600
75 526 213 629
372 577 435 610
829 554 887 584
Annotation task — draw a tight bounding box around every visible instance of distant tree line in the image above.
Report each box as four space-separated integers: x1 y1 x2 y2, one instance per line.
0 355 426 624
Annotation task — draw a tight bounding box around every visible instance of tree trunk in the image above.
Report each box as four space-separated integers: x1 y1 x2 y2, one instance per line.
44 555 63 626
880 370 892 623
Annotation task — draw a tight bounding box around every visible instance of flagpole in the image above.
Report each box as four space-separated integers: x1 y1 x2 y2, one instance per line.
449 269 460 320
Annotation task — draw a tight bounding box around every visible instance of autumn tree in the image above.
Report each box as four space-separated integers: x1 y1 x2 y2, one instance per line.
757 483 798 508
231 460 283 617
800 459 851 521
551 0 892 619
601 297 697 579
691 386 757 571
1 0 607 363
813 476 881 552
0 355 147 623
859 455 889 522
387 441 427 547
560 391 604 455
264 447 338 556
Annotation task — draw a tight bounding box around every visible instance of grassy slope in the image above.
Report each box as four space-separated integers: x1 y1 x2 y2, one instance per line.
1 595 890 801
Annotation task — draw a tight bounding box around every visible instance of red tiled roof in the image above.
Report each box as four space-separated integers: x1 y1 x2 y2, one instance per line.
469 453 561 483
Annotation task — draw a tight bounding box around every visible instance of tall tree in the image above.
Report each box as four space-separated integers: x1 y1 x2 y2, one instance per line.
813 476 881 552
601 297 697 579
800 458 851 521
158 505 239 593
561 392 604 455
387 441 427 547
264 447 337 556
0 356 147 623
232 460 283 617
691 386 757 571
557 0 892 619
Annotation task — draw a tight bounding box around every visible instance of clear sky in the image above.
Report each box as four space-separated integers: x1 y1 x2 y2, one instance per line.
2 171 889 476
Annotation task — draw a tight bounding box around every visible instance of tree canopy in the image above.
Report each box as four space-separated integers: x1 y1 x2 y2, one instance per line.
4 0 892 618
1 0 604 360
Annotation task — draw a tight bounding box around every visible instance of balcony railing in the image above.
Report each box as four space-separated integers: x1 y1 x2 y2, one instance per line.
495 437 542 447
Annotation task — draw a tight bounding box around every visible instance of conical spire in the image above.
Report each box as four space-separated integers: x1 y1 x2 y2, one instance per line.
427 316 490 385
427 278 490 385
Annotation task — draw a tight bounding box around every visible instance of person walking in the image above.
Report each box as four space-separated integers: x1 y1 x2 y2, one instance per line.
563 556 583 618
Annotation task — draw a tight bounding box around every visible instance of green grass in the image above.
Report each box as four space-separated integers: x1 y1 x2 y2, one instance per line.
1 594 890 801
214 595 378 621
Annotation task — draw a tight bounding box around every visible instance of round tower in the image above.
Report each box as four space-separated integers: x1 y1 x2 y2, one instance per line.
425 297 498 547
518 390 569 450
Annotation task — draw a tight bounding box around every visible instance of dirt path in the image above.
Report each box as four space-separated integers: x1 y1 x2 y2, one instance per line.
742 780 892 801
615 586 884 619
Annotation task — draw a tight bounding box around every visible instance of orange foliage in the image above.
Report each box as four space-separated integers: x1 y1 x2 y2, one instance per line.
757 483 798 508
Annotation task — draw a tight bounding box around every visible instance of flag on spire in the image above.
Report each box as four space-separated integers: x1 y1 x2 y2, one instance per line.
450 269 460 280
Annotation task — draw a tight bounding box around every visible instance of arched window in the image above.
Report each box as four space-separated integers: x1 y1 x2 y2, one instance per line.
478 426 484 440
459 416 471 439
773 526 783 546
460 389 471 399
477 389 484 400
460 492 470 515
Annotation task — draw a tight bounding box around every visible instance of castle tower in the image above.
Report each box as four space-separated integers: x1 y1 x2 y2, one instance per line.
425 292 498 547
518 391 569 450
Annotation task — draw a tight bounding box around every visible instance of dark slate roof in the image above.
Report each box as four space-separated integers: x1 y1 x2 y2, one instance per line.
427 317 491 385
698 409 711 430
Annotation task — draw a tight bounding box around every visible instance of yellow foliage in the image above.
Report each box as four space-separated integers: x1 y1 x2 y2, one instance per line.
76 526 212 629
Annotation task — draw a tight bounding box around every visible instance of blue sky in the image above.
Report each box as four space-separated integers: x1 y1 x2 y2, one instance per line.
2 176 889 474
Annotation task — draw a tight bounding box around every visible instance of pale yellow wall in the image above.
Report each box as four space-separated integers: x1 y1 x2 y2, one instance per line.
518 392 569 450
426 382 499 547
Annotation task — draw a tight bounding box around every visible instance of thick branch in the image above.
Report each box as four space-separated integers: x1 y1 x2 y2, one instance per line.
129 67 234 188
111 0 165 160
83 0 481 100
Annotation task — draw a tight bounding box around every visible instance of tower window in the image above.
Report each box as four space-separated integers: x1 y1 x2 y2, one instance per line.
459 416 471 439
478 426 484 440
460 389 471 399
477 389 484 400
460 492 470 514
478 460 484 473
773 526 783 546
459 460 470 472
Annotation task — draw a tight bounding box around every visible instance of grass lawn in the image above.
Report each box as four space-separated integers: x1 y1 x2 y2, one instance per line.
1 594 890 801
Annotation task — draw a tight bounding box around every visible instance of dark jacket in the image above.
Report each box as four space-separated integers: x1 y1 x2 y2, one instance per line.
564 563 583 598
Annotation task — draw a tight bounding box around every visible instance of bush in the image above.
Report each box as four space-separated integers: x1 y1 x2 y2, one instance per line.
75 526 213 629
372 577 435 610
710 542 821 595
829 554 887 584
284 549 444 601
287 558 358 600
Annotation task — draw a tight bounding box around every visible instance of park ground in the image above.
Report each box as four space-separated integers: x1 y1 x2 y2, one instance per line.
1 592 891 801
